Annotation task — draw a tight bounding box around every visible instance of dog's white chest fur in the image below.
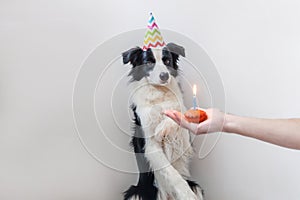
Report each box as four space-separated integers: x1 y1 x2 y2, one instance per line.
130 78 187 142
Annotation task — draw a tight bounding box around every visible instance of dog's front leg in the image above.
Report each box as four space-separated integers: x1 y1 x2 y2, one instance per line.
144 138 198 200
137 107 198 199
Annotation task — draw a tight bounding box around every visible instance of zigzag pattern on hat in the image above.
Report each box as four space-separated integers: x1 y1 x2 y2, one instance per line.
142 13 166 50
144 35 164 44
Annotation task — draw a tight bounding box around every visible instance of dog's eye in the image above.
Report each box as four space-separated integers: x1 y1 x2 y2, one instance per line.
164 59 171 66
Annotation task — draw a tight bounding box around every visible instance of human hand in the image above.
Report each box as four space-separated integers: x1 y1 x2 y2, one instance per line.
163 108 226 135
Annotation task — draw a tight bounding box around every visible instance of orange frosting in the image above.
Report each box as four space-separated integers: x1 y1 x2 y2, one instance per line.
184 109 208 123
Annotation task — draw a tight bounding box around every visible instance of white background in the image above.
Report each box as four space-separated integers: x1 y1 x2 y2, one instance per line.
1 0 300 200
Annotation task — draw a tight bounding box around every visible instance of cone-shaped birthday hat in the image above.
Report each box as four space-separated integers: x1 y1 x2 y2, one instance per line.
142 13 166 50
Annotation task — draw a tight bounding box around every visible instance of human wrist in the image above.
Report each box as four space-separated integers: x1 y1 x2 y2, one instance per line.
223 113 238 133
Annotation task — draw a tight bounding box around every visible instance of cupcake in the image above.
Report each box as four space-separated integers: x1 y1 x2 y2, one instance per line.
184 109 208 123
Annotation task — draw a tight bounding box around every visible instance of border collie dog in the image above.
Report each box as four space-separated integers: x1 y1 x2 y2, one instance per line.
122 43 204 200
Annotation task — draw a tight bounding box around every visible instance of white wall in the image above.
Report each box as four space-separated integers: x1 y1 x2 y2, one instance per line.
1 0 300 200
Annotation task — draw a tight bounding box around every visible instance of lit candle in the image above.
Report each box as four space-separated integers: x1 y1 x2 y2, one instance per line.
192 84 197 110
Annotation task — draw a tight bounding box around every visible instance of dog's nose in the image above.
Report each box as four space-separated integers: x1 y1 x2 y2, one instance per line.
159 72 169 81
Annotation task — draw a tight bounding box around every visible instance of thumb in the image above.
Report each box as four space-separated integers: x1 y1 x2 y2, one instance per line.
193 120 211 135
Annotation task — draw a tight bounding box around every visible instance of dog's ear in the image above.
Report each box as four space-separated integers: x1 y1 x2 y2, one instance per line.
122 47 143 66
166 43 185 57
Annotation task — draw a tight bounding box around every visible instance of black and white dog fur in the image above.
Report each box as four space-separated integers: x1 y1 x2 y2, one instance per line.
122 43 204 200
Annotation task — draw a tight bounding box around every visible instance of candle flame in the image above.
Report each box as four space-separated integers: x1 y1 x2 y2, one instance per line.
193 84 197 96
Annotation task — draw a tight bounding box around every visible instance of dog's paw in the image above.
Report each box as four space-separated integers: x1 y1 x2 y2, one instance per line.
173 181 199 200
176 192 198 200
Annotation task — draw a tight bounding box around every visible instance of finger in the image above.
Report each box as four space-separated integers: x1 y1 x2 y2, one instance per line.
173 111 185 121
172 111 185 124
163 110 178 121
163 110 174 118
173 111 191 128
165 111 199 133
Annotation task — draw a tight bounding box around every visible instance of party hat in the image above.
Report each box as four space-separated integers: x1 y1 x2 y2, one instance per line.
142 13 166 50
